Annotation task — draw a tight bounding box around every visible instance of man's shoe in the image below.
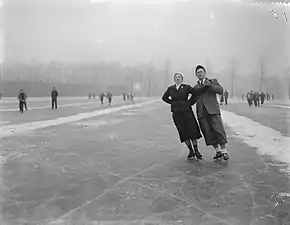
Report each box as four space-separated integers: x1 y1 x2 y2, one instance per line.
213 151 223 160
222 152 229 160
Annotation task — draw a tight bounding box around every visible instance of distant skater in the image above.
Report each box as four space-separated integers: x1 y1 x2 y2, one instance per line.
18 89 26 113
107 91 113 105
224 90 228 105
130 93 135 104
99 92 106 105
51 86 59 110
260 92 266 105
220 93 224 105
246 91 253 107
21 89 28 110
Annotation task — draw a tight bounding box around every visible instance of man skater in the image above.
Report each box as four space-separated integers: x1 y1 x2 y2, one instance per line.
51 86 58 110
246 91 253 107
107 91 113 105
123 91 126 101
99 92 106 105
192 65 229 160
219 93 224 105
130 92 135 104
224 90 229 105
19 89 28 110
18 89 26 113
260 92 266 105
23 89 28 110
253 92 259 107
257 92 260 106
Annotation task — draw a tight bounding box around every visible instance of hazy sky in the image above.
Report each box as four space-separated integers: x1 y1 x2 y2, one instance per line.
90 0 243 4
3 0 289 75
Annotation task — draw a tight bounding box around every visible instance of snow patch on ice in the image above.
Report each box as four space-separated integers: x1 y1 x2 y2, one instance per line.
222 109 290 174
0 100 156 139
73 119 124 128
268 104 290 109
0 121 9 125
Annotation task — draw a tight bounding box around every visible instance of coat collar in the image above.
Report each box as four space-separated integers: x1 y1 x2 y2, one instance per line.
198 78 211 85
198 78 206 84
174 83 184 90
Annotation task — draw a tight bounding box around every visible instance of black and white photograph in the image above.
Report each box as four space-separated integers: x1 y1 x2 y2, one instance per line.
0 0 290 224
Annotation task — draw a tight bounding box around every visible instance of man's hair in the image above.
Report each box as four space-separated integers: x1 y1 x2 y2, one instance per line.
195 65 206 74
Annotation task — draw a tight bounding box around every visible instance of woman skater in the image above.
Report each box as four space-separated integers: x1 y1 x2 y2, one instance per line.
162 72 206 160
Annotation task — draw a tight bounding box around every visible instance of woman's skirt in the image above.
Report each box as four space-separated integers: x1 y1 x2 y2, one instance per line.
172 109 202 143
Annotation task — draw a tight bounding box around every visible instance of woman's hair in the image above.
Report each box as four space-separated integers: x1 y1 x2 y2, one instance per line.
174 72 184 81
195 65 206 74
